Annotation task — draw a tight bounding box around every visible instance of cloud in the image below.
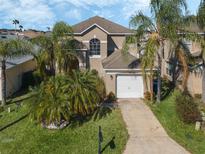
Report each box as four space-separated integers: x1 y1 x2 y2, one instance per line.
122 0 150 19
0 0 55 30
49 0 119 8
0 0 151 30
65 9 82 20
93 10 114 19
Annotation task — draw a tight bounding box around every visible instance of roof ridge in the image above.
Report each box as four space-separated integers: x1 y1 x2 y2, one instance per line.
73 16 132 34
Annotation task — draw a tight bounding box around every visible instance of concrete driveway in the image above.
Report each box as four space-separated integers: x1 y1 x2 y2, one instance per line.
118 99 190 154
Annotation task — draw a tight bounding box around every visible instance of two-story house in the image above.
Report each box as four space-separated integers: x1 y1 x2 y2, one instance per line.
161 23 205 96
72 16 150 98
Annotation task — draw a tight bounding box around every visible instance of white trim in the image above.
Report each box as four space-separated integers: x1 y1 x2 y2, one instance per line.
82 40 107 43
89 55 101 58
101 41 107 43
76 49 88 51
106 72 144 75
74 23 133 35
178 32 205 35
82 41 89 43
104 68 154 71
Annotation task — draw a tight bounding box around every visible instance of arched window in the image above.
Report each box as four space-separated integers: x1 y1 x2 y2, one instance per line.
89 38 100 56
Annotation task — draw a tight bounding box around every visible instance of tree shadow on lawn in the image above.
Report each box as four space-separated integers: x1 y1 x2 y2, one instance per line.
6 88 33 106
69 102 115 128
0 114 29 132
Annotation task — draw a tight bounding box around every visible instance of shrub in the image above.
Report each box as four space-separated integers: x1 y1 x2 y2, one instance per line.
107 92 117 102
90 69 106 101
91 69 99 76
0 106 4 113
32 70 43 84
29 76 71 125
144 91 152 101
161 77 173 99
175 91 201 123
194 94 202 99
22 71 37 88
95 77 106 100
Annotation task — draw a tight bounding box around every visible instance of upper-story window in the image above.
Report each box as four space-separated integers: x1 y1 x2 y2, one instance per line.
89 38 100 56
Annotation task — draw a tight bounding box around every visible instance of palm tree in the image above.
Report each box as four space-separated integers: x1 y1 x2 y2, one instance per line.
173 40 193 90
29 75 71 125
12 19 19 34
29 71 102 125
31 22 78 77
52 21 78 74
0 39 32 106
66 70 100 116
129 0 188 102
31 35 55 78
197 0 205 102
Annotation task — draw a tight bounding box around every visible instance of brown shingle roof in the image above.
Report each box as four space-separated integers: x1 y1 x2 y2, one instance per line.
73 16 133 35
102 50 140 69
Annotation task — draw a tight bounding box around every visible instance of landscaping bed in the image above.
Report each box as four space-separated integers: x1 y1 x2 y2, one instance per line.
150 91 205 154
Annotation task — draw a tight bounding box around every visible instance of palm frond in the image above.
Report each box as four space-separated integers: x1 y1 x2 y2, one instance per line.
197 0 205 29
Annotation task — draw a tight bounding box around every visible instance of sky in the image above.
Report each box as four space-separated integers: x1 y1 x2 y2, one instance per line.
0 0 202 31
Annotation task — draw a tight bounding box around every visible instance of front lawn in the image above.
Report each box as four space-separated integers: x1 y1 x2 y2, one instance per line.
0 99 128 154
150 91 205 154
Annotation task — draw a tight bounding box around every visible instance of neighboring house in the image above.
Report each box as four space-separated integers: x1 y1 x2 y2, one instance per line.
0 29 40 99
161 23 205 96
0 56 36 98
73 16 151 98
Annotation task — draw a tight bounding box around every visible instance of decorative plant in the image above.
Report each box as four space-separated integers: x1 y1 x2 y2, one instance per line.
29 76 70 125
66 70 101 116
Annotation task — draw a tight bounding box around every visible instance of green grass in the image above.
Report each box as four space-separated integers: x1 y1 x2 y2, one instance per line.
150 91 205 154
0 96 128 154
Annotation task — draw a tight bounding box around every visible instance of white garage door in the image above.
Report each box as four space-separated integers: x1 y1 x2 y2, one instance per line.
117 75 144 98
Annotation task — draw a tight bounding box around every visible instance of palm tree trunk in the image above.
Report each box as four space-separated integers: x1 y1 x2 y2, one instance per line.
1 60 6 106
202 63 205 103
150 74 154 101
157 53 161 103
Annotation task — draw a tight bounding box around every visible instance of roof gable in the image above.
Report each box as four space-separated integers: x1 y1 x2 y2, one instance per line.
73 16 133 35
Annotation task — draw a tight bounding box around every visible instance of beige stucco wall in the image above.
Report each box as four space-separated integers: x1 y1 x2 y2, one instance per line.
108 35 126 51
74 26 108 77
191 42 201 54
104 73 116 94
0 59 36 99
187 72 202 95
